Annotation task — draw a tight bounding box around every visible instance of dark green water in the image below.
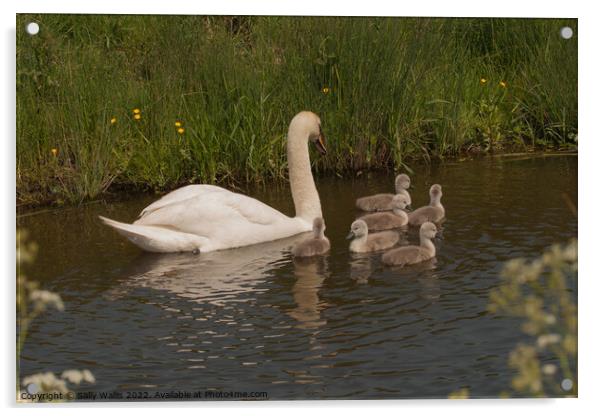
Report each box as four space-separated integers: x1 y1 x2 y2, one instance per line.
18 154 577 400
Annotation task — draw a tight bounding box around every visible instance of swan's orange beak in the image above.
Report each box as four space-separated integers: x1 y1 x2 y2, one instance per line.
314 127 327 155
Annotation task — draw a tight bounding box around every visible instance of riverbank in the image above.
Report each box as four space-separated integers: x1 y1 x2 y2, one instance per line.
17 15 577 207
16 149 577 213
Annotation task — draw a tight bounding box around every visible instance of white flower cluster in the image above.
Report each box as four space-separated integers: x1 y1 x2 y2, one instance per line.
29 289 64 312
22 372 69 394
21 369 95 397
536 333 562 349
61 369 96 384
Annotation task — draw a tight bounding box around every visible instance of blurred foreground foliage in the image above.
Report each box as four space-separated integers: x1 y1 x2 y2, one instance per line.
450 239 577 398
17 230 95 402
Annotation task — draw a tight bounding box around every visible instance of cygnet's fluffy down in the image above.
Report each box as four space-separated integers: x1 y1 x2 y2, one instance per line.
382 222 438 266
292 217 331 257
408 184 445 226
361 194 410 231
347 219 399 253
355 174 412 212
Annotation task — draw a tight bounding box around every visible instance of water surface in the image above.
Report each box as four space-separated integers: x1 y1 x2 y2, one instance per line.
18 154 577 400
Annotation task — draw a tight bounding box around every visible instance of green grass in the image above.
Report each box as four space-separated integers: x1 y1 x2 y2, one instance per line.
16 15 577 206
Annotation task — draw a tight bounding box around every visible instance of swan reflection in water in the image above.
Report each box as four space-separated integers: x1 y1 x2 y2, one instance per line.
109 230 332 331
349 248 441 301
108 233 311 306
349 253 373 284
348 230 409 284
386 257 441 301
288 256 330 329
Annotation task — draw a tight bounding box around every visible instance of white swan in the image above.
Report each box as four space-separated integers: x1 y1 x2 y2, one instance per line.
100 111 327 253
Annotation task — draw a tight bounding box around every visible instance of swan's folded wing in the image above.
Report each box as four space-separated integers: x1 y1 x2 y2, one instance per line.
417 247 434 262
408 206 432 225
383 245 424 266
222 192 291 226
356 193 393 211
134 189 291 237
139 184 228 219
401 246 422 260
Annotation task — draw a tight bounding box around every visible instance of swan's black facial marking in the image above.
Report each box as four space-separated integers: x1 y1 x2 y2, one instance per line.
314 124 327 155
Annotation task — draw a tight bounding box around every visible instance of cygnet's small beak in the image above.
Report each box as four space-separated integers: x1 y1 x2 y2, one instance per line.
346 231 355 240
314 127 327 155
405 205 413 212
435 231 444 240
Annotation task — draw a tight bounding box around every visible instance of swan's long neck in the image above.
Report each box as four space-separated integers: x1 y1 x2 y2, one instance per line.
420 236 436 257
288 126 322 222
395 182 408 194
356 233 368 244
429 193 443 207
350 233 368 251
313 227 325 239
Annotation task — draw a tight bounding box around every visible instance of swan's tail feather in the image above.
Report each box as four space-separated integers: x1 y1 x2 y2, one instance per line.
99 216 210 253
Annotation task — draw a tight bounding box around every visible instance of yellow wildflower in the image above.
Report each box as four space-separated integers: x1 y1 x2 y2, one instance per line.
133 108 141 114
175 121 182 127
448 388 470 399
110 117 117 124
51 148 58 156
480 78 487 85
134 114 141 120
499 81 507 88
177 127 185 135
321 86 330 95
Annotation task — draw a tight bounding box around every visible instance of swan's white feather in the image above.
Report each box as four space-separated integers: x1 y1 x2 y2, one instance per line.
99 216 211 253
139 184 228 219
102 187 312 253
136 188 289 228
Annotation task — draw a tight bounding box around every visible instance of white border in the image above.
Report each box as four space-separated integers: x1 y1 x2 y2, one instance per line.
11 0 581 17
3 1 601 415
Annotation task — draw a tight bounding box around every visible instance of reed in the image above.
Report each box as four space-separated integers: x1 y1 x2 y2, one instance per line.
16 15 577 206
